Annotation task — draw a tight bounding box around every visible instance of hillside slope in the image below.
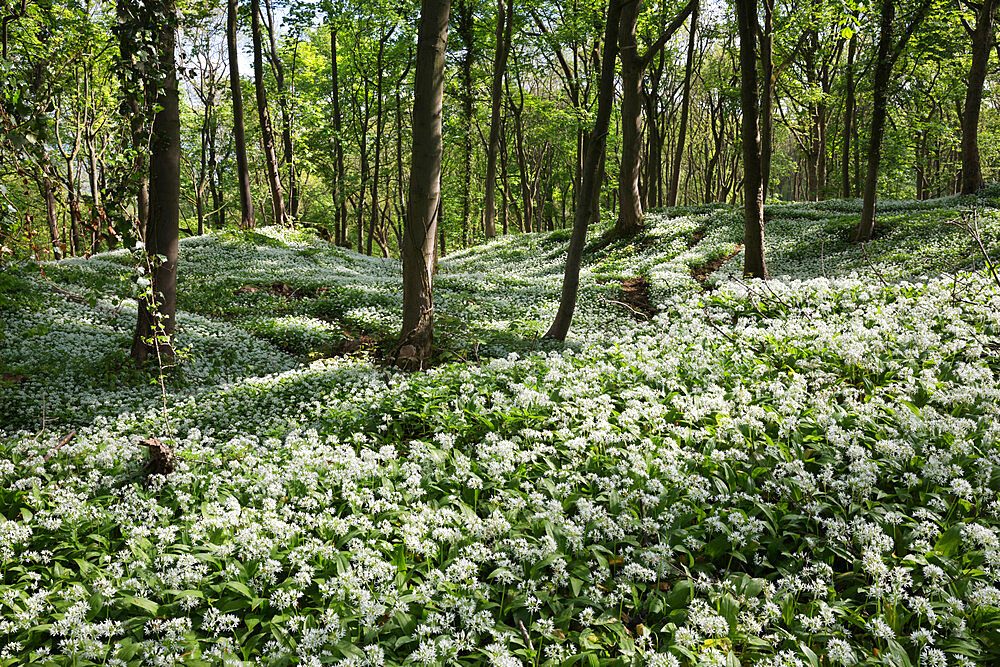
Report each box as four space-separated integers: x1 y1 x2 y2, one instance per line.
1 192 1000 666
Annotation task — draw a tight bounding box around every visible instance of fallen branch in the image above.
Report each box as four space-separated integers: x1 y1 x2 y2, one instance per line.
947 210 1000 291
603 296 652 321
43 430 76 462
861 242 889 288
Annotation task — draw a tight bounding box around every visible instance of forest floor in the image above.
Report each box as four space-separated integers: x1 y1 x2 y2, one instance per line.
2 188 1000 666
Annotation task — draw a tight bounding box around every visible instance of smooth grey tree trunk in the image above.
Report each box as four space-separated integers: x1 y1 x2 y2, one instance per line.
397 0 451 364
132 0 180 363
854 0 932 241
228 0 255 228
736 0 767 278
614 0 696 236
961 0 997 195
483 0 513 238
251 0 287 227
545 0 623 340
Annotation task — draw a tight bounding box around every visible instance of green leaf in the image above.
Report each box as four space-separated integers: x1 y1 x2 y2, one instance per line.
117 640 141 662
227 581 253 598
124 596 159 616
935 525 963 558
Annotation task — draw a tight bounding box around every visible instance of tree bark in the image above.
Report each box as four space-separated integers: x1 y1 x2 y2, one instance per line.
614 0 696 236
854 0 932 241
483 0 513 238
397 0 451 364
330 23 348 245
456 0 475 246
250 0 287 227
115 0 150 236
228 0 255 228
759 0 774 202
369 27 393 257
132 0 180 364
263 0 299 218
40 160 61 257
842 25 856 198
736 0 767 278
667 5 697 207
546 0 623 341
961 0 997 194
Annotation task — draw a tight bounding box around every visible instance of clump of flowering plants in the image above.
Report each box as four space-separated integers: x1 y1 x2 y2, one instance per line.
2 194 1000 665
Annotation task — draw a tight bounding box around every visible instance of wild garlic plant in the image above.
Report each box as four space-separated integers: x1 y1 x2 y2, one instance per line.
2 193 1000 665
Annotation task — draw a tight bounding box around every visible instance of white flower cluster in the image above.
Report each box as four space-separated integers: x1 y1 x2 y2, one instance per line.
2 195 1000 665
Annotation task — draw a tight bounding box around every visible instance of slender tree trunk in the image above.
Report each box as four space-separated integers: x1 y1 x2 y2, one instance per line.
66 159 83 254
455 0 475 246
369 30 391 257
40 161 60 257
483 0 512 238
667 5 697 207
961 0 997 194
855 0 932 240
855 3 894 241
132 0 180 364
207 96 222 228
116 0 150 235
228 0 255 228
330 24 348 245
397 0 451 364
546 0 623 341
759 0 774 202
916 130 927 199
250 0 287 227
358 93 370 254
262 0 298 219
511 98 533 232
615 0 644 235
615 0 696 235
641 71 662 208
196 101 211 235
842 27 856 198
737 0 767 278
500 122 512 234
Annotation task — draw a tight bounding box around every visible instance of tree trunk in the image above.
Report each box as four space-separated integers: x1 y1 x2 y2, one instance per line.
228 0 255 228
615 0 696 235
483 0 512 239
854 0 932 241
736 0 767 278
397 0 451 364
760 0 774 202
40 160 61 257
207 94 222 228
115 0 150 236
511 95 533 232
961 0 997 195
132 0 180 364
615 0 644 236
263 0 298 219
395 79 408 244
545 0 623 341
251 0 287 227
456 0 475 246
330 23 348 246
369 29 392 258
358 92 370 254
614 0 697 236
667 5 697 207
66 159 83 254
842 26 856 198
